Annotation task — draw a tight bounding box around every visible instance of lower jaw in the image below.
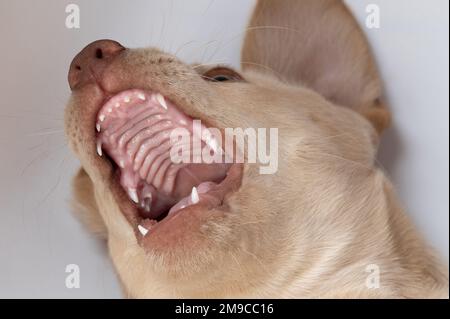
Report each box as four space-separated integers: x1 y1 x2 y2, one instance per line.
115 163 243 250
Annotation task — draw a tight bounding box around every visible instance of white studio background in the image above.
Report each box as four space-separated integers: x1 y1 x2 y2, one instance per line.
0 0 448 298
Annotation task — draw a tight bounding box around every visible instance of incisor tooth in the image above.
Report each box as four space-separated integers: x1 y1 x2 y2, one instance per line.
124 96 131 103
99 114 106 122
155 93 168 110
137 225 148 236
96 140 103 156
138 93 146 101
128 188 139 203
96 123 101 132
191 187 199 204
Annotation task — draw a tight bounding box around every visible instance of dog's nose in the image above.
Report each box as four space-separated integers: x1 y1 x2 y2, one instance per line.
68 39 125 90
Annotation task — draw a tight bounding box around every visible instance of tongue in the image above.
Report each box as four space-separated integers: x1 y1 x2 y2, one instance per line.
96 89 229 219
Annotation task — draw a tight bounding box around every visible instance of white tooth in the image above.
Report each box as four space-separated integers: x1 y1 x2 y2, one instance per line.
128 188 139 203
99 114 106 122
142 196 152 212
155 93 168 110
191 186 199 204
137 225 149 236
96 123 101 132
206 136 218 152
115 102 120 108
119 159 125 168
138 93 146 101
124 96 131 103
107 108 112 113
96 140 103 156
179 119 187 125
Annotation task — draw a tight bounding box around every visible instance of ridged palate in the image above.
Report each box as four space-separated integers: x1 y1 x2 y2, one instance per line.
95 89 230 222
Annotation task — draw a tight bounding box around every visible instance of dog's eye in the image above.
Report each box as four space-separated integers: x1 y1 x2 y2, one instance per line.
212 75 233 82
202 67 243 82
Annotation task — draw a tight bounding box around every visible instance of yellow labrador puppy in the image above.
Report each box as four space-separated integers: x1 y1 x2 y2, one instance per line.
65 0 448 298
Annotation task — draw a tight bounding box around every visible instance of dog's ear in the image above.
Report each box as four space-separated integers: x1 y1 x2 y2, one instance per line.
71 168 107 239
242 0 390 134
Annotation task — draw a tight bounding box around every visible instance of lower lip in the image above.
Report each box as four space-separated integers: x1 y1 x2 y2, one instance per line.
138 203 224 250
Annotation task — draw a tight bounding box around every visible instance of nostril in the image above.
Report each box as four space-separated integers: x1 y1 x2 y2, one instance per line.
68 40 125 90
95 48 103 59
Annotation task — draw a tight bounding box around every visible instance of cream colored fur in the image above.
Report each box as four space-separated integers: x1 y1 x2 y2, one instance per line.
65 0 448 298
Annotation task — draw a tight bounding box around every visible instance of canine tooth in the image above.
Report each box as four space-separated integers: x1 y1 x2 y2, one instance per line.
96 140 103 156
137 225 149 236
128 188 139 203
138 93 146 101
191 186 199 204
96 123 101 132
124 96 131 103
99 114 106 122
155 93 168 110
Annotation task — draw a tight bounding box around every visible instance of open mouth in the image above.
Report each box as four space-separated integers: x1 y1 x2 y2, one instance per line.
95 89 240 237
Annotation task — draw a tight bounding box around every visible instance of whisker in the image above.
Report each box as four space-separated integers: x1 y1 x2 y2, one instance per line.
201 0 216 16
173 40 198 57
167 0 177 53
26 130 64 137
201 40 222 63
0 114 63 120
206 25 304 63
157 5 167 52
28 140 48 151
20 143 67 177
37 153 69 208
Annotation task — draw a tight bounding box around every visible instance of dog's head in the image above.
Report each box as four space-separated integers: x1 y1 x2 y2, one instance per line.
65 0 390 297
